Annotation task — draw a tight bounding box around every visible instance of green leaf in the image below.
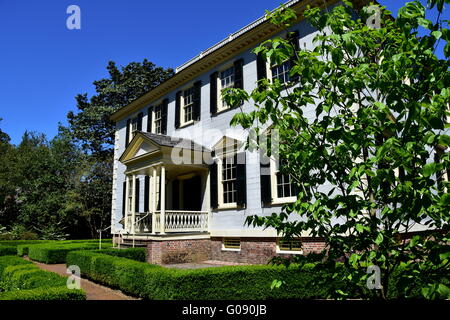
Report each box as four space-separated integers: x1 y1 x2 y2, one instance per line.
375 233 384 245
422 163 436 177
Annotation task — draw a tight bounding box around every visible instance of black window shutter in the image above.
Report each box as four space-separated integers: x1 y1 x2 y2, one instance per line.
122 181 127 217
144 176 150 212
210 72 218 115
193 80 202 121
256 53 267 82
210 161 218 209
260 151 272 206
137 112 143 131
135 178 140 213
161 99 168 135
147 107 153 133
288 31 300 83
233 59 244 90
125 119 131 147
236 152 247 207
175 91 182 129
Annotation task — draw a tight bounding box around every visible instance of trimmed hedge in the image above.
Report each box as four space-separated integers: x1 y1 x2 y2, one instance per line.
94 248 147 262
28 243 112 264
66 251 339 300
0 286 85 300
0 255 85 300
0 246 17 256
0 256 32 281
2 264 67 291
15 239 112 257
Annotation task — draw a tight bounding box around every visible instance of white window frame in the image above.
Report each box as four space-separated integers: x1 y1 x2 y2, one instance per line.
214 139 239 210
270 156 297 205
268 60 291 84
217 65 235 112
127 176 133 214
222 238 241 252
127 113 140 144
276 238 303 254
152 103 163 135
180 86 195 127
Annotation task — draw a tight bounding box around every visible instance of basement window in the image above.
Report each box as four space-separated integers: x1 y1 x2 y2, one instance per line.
222 238 241 251
277 239 302 254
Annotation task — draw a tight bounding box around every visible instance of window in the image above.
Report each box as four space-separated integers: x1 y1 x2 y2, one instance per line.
153 104 162 134
271 60 291 84
182 87 194 124
222 155 237 204
277 239 302 253
127 113 142 144
223 238 241 250
218 66 234 110
127 177 133 213
276 159 295 198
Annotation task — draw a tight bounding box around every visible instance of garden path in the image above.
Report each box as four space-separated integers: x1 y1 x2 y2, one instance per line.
24 257 138 300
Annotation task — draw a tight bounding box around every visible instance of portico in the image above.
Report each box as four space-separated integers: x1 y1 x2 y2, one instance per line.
120 132 211 238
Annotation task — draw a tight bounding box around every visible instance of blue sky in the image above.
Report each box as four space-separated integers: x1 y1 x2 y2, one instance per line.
0 0 448 145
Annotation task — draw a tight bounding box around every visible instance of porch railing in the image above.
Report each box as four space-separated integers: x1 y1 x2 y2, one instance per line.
126 210 208 234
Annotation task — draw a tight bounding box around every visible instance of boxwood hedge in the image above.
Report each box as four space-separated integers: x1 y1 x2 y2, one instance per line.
66 250 339 300
0 255 85 300
14 239 112 257
94 248 147 262
0 286 86 300
27 243 112 264
0 246 17 256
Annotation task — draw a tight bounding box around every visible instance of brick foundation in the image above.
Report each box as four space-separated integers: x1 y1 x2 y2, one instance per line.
146 238 211 264
143 236 326 265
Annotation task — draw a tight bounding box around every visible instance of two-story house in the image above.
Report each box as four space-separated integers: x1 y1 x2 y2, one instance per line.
109 0 358 265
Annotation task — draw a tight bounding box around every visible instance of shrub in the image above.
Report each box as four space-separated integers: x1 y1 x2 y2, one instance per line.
0 256 32 281
0 255 86 300
67 251 161 298
0 286 85 300
28 243 111 264
0 246 17 256
66 251 338 300
94 248 147 262
2 264 66 291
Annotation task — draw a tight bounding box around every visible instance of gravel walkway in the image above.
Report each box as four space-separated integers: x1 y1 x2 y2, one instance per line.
25 258 138 300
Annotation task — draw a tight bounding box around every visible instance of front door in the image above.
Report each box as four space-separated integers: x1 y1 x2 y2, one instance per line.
182 175 202 211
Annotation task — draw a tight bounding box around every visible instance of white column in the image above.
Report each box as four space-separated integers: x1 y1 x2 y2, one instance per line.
151 167 157 234
131 174 136 234
160 165 166 235
124 175 129 232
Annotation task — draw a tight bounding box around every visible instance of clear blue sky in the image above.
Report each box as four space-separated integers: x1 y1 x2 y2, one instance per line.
0 0 447 145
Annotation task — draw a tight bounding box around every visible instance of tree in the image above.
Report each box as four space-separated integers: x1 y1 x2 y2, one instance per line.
66 59 174 237
225 0 450 299
67 59 174 157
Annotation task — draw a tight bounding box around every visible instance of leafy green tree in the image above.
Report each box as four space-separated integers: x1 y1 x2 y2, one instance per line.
0 119 15 228
67 60 174 156
225 1 450 299
65 59 174 237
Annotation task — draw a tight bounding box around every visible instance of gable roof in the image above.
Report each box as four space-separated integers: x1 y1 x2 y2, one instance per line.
141 132 210 152
119 131 210 163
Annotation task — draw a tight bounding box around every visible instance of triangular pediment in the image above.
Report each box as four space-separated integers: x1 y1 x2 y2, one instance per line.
212 136 243 156
119 133 161 163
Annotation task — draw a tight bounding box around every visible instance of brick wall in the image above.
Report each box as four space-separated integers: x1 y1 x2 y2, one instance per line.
146 238 211 264
144 237 326 265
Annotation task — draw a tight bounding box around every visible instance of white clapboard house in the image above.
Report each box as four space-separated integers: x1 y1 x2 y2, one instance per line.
110 0 368 264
